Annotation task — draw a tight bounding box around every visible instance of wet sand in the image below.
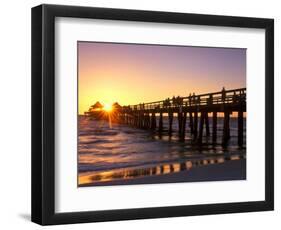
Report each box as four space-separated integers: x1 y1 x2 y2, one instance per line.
80 158 246 187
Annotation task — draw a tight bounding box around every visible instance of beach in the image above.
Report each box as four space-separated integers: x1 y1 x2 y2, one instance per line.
79 158 246 187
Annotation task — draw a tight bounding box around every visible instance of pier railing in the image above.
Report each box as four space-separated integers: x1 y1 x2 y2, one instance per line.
123 88 246 111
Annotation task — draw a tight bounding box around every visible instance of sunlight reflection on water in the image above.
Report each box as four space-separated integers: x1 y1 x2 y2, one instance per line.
78 115 246 185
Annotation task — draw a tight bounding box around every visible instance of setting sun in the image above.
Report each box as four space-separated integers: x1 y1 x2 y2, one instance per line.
103 103 113 112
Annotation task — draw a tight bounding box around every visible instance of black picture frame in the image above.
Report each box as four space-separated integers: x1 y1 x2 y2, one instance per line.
31 4 274 225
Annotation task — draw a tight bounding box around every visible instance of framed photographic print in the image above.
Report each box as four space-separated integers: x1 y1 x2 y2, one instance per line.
31 4 274 225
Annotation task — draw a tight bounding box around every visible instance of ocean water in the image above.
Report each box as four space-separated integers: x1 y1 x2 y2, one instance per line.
78 115 246 185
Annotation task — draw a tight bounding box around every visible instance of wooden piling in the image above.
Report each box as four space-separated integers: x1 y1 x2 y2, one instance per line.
222 111 230 145
205 112 210 136
151 112 156 129
128 114 130 125
159 112 163 132
137 113 140 127
238 110 243 146
140 113 144 128
181 112 187 139
178 112 183 134
168 112 173 135
127 115 130 125
212 112 217 144
144 113 150 129
198 112 205 144
136 114 139 127
193 111 198 139
189 112 194 134
134 113 137 127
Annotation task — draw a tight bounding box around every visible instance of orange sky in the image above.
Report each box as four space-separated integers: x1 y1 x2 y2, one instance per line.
78 42 246 114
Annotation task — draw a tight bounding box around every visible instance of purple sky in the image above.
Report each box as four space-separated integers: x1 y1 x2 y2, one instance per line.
78 42 246 114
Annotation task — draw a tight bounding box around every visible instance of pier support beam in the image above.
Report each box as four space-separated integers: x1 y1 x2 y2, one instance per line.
168 112 173 135
189 112 194 134
198 112 205 144
123 114 126 124
222 111 230 146
212 112 217 144
205 112 210 136
134 114 137 127
131 114 134 126
139 113 144 128
151 112 156 129
193 111 198 139
144 113 149 129
158 112 163 132
178 112 183 134
128 114 131 125
180 112 187 140
126 114 129 125
147 114 151 129
127 115 130 125
238 110 244 146
136 113 140 127
130 115 133 125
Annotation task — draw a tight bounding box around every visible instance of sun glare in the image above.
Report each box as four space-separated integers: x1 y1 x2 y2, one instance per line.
103 103 113 112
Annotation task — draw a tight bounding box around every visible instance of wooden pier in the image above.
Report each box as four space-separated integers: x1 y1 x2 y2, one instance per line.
91 88 246 146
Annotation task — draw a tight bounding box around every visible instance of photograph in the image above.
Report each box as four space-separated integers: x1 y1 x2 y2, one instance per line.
30 3 274 225
77 42 247 187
